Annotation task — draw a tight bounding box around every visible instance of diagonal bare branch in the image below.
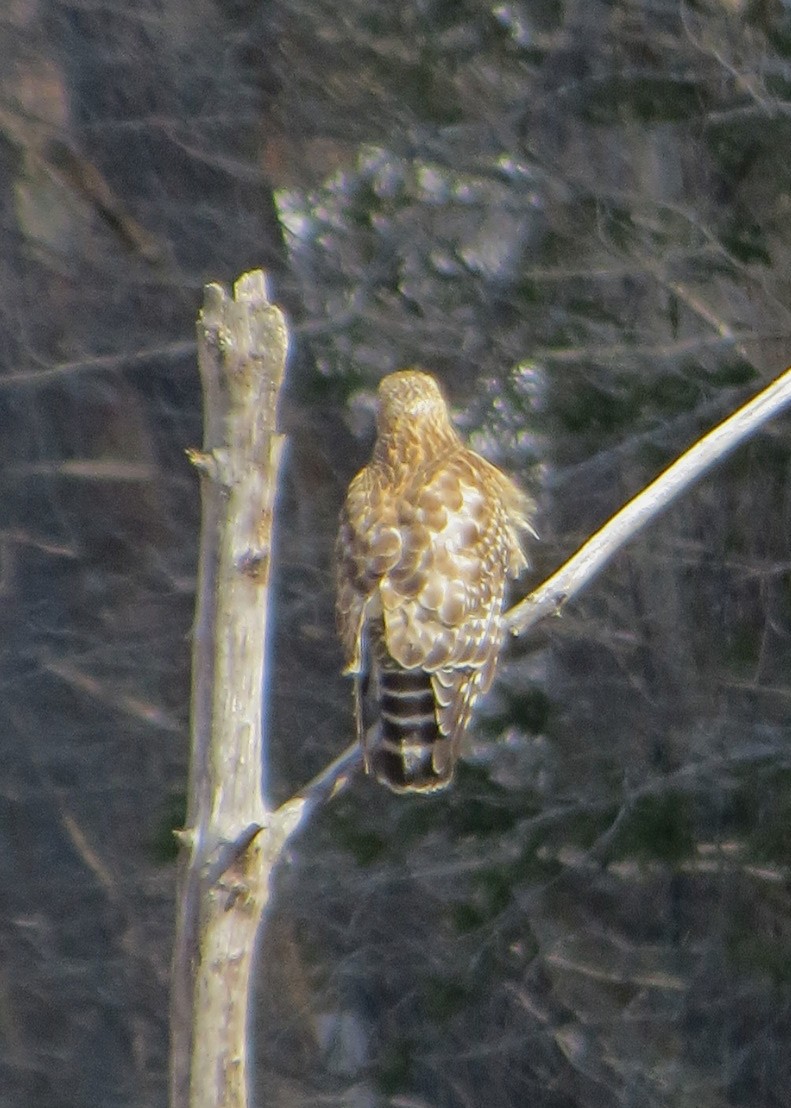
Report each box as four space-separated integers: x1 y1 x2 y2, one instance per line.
506 365 791 638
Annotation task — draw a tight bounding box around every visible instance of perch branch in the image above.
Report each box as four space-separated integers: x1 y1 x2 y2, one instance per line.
507 365 791 637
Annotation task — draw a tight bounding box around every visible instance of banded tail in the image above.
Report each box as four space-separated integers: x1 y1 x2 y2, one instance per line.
359 663 454 793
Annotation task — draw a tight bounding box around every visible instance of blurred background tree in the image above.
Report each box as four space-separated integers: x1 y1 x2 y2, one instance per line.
2 0 791 1105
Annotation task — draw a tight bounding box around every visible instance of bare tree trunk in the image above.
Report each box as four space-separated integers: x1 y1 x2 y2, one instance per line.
169 271 295 1108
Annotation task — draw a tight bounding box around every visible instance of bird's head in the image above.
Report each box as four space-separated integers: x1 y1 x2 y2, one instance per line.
375 370 458 455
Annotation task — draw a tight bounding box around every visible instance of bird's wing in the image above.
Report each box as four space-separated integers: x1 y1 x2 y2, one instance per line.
338 448 531 740
335 465 403 673
377 450 521 742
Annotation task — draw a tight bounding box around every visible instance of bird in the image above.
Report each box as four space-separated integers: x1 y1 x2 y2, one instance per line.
336 369 535 794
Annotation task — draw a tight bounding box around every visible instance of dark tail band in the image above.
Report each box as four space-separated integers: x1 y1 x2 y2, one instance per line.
367 666 453 792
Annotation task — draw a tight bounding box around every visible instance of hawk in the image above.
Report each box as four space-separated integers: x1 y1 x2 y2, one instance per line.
336 369 534 793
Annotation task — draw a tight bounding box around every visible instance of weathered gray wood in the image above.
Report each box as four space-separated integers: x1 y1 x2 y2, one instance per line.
170 271 291 1108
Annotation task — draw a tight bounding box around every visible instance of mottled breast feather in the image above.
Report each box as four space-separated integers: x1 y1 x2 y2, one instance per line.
336 369 534 793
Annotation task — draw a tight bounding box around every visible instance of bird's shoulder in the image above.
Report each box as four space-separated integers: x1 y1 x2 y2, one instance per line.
412 446 533 541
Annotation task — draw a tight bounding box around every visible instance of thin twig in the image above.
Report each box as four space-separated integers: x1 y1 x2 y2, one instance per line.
296 742 363 809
